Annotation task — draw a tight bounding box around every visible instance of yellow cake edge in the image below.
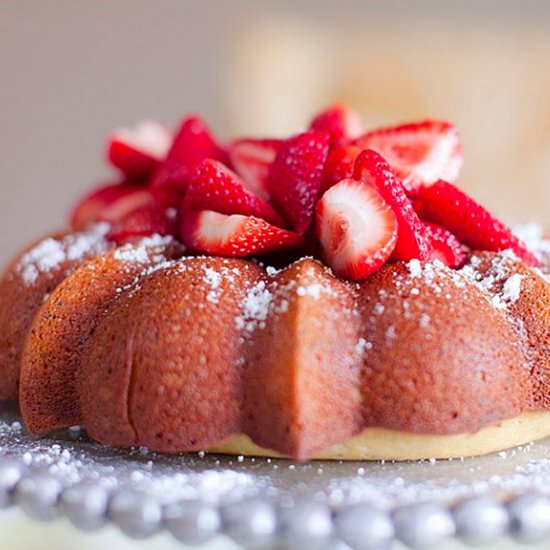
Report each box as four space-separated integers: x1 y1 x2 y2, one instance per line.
211 411 550 461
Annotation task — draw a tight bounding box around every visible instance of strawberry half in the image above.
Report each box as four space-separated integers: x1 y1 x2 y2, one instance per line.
181 210 303 258
315 179 397 281
268 131 330 235
424 222 467 268
321 144 361 193
184 159 284 227
70 182 152 231
354 149 433 261
354 120 463 190
106 121 172 180
152 116 229 192
228 138 281 202
309 104 364 146
415 180 540 266
107 202 178 245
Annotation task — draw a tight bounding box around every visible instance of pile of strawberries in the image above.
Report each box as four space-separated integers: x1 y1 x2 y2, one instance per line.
71 105 539 281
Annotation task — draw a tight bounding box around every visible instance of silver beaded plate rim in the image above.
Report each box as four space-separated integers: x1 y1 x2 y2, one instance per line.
3 404 550 549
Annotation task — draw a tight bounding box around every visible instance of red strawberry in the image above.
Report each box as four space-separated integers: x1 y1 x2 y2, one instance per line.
354 149 433 261
107 202 178 244
268 131 330 235
321 144 361 193
415 180 540 266
228 139 281 201
315 179 398 280
152 116 229 192
354 120 463 190
70 182 151 231
181 210 303 258
424 222 467 268
309 104 364 145
185 159 284 227
106 121 172 180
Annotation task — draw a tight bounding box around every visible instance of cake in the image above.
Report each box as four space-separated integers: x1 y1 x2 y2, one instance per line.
1 106 549 461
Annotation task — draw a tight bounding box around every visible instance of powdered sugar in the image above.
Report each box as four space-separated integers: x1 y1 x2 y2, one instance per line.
296 283 323 299
235 280 272 332
202 267 223 303
501 273 524 304
113 234 175 264
459 252 526 310
16 223 110 285
407 259 423 278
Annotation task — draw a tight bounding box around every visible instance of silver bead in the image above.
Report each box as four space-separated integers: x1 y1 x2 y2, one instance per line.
14 471 62 521
108 489 162 539
222 497 277 548
0 458 27 509
61 480 109 531
454 496 508 545
508 493 550 544
164 500 221 545
335 504 394 550
279 500 334 550
393 502 455 549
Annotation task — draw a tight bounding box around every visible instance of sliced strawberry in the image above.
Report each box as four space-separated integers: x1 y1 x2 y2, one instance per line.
354 149 433 261
228 138 281 201
181 210 303 258
415 180 540 266
151 116 229 192
424 222 467 268
106 121 172 180
108 202 178 244
321 144 361 193
185 159 284 227
309 104 364 146
354 120 463 190
268 131 330 235
315 179 398 281
70 181 150 231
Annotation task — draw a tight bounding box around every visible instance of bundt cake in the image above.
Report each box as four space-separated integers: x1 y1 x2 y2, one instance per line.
1 106 548 461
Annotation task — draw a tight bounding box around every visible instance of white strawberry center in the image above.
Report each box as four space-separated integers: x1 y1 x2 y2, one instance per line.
115 121 172 160
319 180 392 274
197 211 245 245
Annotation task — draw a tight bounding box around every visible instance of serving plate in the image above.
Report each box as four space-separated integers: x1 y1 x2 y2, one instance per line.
2 403 550 549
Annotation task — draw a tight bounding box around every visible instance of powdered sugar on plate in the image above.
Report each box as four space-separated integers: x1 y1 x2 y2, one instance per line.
3 403 550 509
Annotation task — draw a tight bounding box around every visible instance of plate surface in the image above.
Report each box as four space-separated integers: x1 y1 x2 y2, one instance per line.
3 403 550 548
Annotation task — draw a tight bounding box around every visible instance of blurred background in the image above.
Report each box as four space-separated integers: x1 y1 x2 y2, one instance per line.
0 2 549 548
1 0 549 268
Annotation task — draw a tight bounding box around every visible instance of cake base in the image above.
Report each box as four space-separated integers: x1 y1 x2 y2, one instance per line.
213 411 550 460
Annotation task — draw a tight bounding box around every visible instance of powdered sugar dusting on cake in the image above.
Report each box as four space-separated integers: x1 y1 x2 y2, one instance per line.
235 280 272 332
202 267 223 303
17 223 110 286
501 273 524 304
113 234 175 264
407 259 423 278
459 252 526 310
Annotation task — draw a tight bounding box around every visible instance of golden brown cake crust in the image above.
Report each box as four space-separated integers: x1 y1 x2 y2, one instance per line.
357 261 531 435
461 251 550 409
242 259 363 460
20 237 183 435
0 227 111 400
78 257 266 451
